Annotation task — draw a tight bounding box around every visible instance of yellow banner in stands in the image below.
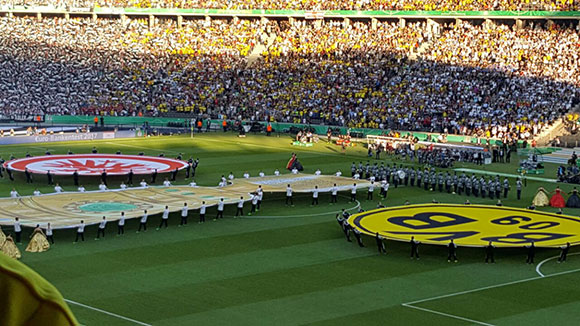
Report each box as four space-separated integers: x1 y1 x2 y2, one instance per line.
348 204 580 248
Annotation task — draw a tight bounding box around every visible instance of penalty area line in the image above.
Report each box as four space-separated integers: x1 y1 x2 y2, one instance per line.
65 299 152 326
402 303 495 326
402 268 580 325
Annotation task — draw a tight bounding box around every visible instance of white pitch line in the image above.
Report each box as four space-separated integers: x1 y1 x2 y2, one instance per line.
65 299 152 326
241 199 360 219
402 268 580 325
104 141 180 154
402 303 495 326
404 267 580 306
535 252 580 277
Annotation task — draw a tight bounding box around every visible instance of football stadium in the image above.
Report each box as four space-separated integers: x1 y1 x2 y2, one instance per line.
1 1 580 325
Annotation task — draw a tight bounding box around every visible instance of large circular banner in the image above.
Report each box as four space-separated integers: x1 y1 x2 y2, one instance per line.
348 204 580 247
5 154 189 175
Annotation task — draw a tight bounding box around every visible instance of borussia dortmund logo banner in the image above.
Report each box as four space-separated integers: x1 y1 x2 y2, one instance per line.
349 204 580 248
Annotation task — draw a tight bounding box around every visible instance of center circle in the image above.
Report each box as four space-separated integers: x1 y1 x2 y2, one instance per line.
79 202 138 212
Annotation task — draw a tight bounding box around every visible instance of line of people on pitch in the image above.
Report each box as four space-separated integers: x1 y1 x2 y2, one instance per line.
336 210 572 264
350 162 522 201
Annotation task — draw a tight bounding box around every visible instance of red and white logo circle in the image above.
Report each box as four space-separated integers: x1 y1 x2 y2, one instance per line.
4 154 189 175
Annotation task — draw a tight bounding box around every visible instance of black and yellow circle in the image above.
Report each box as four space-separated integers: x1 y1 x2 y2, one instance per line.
348 204 580 247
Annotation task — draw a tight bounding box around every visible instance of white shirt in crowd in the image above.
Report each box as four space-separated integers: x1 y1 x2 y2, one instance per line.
33 189 41 196
189 181 197 187
336 171 342 177
200 204 206 215
370 175 376 182
118 214 125 226
291 168 298 174
251 194 258 205
315 169 321 175
77 223 85 233
257 188 263 200
259 171 265 177
331 186 338 195
14 221 21 232
162 207 169 220
286 186 293 197
274 169 280 176
217 200 225 211
140 181 148 187
228 173 235 180
163 180 171 187
238 198 244 208
383 182 390 192
99 184 107 191
353 173 360 180
181 205 188 217
10 190 19 198
45 225 52 236
243 172 250 179
54 185 63 193
369 183 375 192
140 212 148 223
120 183 127 189
78 186 86 192
313 188 319 198
99 218 107 229
351 184 357 194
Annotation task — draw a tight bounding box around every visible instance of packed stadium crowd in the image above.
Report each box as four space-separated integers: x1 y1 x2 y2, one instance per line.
5 0 578 11
0 16 578 139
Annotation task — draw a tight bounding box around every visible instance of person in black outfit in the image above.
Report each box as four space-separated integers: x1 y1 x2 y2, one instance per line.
410 236 420 259
101 169 108 186
558 242 571 263
526 242 535 264
185 162 192 179
127 169 134 186
171 168 178 181
92 147 98 153
447 239 458 262
24 168 32 183
485 241 495 263
191 159 199 177
0 157 4 178
376 232 386 254
353 228 364 247
151 169 157 183
73 170 79 186
47 170 53 185
6 167 13 181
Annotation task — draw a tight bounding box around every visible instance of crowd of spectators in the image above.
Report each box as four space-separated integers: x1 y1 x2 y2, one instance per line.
0 16 578 140
6 0 578 11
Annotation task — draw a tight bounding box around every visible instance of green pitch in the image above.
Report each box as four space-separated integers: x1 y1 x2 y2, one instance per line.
3 132 580 325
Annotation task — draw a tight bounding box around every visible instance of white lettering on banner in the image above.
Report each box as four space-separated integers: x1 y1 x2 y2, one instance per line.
34 133 98 142
102 132 115 139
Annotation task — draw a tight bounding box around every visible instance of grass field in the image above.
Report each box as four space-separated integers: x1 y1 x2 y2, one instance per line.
3 132 580 326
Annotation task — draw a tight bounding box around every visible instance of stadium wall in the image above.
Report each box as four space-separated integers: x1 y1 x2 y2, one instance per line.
46 115 507 145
